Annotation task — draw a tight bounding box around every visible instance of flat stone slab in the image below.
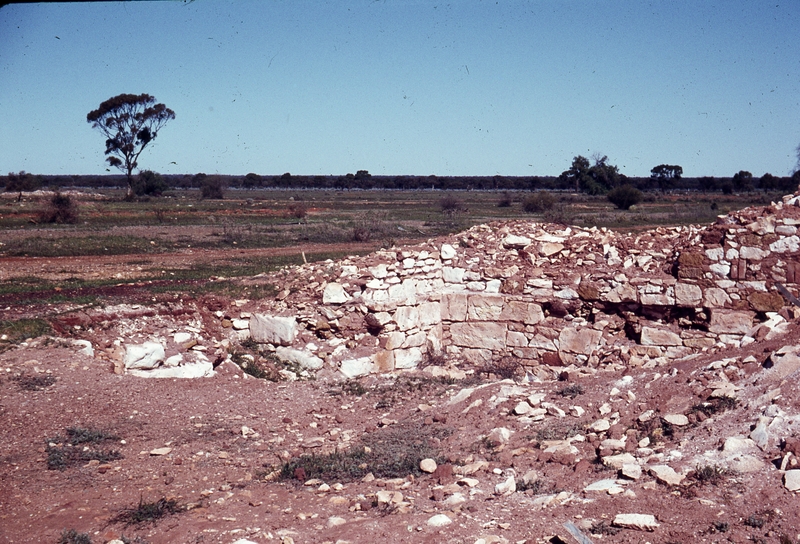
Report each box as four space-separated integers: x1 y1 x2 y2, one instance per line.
613 513 660 531
650 464 684 486
663 414 689 426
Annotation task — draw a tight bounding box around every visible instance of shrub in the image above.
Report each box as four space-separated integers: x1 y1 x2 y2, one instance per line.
132 170 169 196
606 185 642 210
38 192 78 223
439 194 462 215
522 191 556 213
497 192 513 208
200 176 225 199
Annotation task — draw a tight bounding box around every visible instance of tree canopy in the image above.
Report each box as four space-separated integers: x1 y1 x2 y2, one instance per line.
559 154 624 195
87 93 175 197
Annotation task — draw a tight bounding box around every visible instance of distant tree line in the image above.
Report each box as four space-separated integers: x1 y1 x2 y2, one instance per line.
3 167 799 195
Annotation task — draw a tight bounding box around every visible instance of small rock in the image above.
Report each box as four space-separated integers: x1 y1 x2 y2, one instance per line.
649 464 684 486
420 458 438 473
327 516 347 528
322 283 351 304
621 463 642 480
785 470 800 492
590 418 611 432
494 473 517 495
427 513 453 527
149 447 172 456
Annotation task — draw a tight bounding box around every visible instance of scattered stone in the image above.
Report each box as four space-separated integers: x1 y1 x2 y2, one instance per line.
612 513 660 531
662 414 689 426
420 458 437 473
124 342 165 370
649 465 684 486
427 513 453 527
784 470 800 492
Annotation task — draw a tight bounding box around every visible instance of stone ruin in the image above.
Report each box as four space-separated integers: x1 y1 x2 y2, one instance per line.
214 189 800 381
112 189 800 379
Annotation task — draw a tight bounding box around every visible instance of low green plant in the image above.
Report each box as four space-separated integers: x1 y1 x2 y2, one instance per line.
479 356 522 380
607 185 643 210
522 191 556 213
0 318 51 352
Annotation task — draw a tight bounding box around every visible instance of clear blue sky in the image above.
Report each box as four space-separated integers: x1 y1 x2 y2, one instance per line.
1 0 799 178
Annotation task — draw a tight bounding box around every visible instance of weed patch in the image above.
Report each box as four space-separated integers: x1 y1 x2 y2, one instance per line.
690 464 728 485
12 373 57 391
58 529 93 544
690 396 738 418
111 497 183 527
281 422 446 481
557 384 584 398
45 427 122 471
479 357 522 380
0 318 51 350
535 423 582 442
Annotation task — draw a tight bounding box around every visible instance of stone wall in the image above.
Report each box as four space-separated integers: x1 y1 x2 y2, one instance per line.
245 191 800 379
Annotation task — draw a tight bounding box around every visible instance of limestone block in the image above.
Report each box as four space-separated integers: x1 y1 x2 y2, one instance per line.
467 294 504 321
368 263 389 279
709 263 731 277
322 283 351 304
250 314 297 346
539 242 564 256
606 283 637 303
502 234 531 249
441 293 468 321
613 514 659 531
275 347 324 370
770 235 800 253
417 301 441 327
128 359 214 378
450 322 506 350
394 347 423 369
385 331 406 350
500 301 544 325
709 310 754 334
704 287 732 308
340 357 374 378
506 331 528 347
740 246 769 260
440 243 457 260
124 342 165 370
640 293 674 306
394 306 420 331
640 327 683 347
402 331 427 348
558 327 602 355
675 283 703 306
373 350 395 372
442 266 465 283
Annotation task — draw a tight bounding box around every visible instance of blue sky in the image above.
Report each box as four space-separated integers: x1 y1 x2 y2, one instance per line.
1 0 799 178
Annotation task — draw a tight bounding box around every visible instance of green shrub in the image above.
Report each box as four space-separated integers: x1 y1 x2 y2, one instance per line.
606 185 642 210
200 176 225 199
132 170 169 196
522 191 556 213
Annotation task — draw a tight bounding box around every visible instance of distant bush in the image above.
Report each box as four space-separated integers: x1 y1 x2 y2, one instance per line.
439 193 463 215
38 192 78 223
200 176 225 199
132 170 169 196
497 192 513 208
607 185 642 210
522 191 556 213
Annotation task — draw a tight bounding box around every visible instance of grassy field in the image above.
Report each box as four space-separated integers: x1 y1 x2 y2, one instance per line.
0 188 783 258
